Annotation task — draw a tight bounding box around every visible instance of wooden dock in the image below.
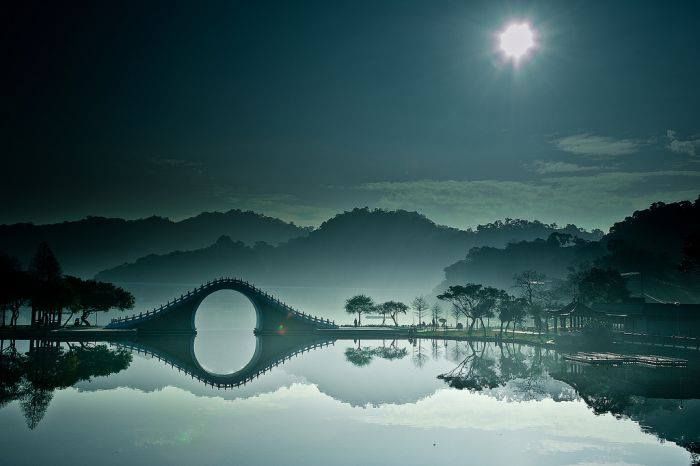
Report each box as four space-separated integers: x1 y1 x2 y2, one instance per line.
564 351 687 367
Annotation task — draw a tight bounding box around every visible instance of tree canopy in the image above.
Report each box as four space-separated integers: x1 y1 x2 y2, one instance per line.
344 294 374 326
569 267 630 305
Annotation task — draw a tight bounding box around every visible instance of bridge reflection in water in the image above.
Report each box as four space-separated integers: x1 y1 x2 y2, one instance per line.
103 278 340 387
116 333 335 389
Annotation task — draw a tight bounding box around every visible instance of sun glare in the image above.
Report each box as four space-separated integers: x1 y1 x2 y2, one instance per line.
499 22 535 62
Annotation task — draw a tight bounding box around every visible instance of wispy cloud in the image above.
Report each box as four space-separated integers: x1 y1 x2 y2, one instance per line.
553 134 644 157
666 130 700 156
527 160 602 175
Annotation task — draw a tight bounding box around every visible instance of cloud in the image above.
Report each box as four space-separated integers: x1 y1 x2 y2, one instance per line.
355 171 700 231
527 160 602 175
666 130 700 156
553 134 644 157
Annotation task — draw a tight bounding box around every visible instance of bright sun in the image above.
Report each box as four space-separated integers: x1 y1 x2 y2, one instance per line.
499 23 535 61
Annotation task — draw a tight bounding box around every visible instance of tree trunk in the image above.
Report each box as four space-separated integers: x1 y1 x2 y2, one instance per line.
11 305 20 327
468 318 476 334
62 312 75 328
391 314 398 326
81 312 91 326
480 318 487 336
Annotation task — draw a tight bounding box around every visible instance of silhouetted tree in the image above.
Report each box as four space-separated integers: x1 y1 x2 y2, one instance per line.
438 284 500 334
0 253 31 327
497 295 528 335
64 278 135 326
28 242 67 327
513 270 548 332
450 304 461 327
372 302 389 325
411 296 429 326
379 301 408 326
431 303 442 330
569 267 630 305
472 287 504 336
344 295 374 326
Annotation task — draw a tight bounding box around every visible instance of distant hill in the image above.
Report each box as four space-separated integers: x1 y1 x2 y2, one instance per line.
437 197 700 303
96 208 602 290
438 234 606 293
0 210 310 277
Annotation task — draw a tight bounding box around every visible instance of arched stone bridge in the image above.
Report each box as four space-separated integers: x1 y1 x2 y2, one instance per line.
116 333 335 389
106 277 338 334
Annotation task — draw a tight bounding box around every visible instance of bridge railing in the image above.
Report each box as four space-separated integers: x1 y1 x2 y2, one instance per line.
110 276 336 327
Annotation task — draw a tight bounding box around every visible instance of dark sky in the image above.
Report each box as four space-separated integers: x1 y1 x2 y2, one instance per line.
3 0 699 230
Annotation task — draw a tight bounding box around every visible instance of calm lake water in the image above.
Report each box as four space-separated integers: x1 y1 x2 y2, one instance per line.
1 291 699 465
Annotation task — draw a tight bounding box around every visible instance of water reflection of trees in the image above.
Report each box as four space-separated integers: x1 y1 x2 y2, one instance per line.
411 339 429 368
344 340 408 367
438 341 563 398
437 340 700 461
0 341 132 429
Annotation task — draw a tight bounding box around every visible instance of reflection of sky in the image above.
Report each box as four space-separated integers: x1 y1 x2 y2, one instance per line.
0 382 690 466
192 291 257 374
0 337 694 465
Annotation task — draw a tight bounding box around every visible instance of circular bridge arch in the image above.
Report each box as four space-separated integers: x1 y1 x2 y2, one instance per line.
189 283 263 333
107 277 338 333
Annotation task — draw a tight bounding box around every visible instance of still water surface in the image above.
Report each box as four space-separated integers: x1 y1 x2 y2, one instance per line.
1 292 698 465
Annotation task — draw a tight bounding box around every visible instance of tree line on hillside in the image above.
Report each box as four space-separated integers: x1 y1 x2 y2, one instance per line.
0 209 310 277
345 266 629 335
440 197 700 303
0 242 134 328
94 208 602 288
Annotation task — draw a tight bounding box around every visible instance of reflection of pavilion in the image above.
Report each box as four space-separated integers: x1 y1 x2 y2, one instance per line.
435 340 700 459
551 358 700 458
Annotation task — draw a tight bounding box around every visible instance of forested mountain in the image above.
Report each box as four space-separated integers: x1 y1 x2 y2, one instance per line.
437 197 700 303
440 234 605 292
0 210 310 277
600 198 700 302
96 208 601 290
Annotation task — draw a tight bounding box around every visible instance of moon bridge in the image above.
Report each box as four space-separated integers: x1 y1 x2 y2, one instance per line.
106 277 338 334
